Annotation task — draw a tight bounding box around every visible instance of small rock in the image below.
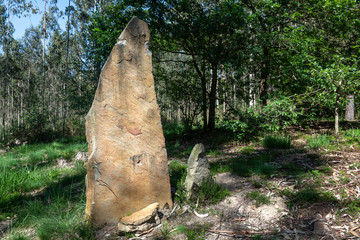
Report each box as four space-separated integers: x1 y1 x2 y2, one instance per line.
0 149 7 154
57 158 72 167
118 202 160 234
325 212 333 221
73 151 88 162
313 220 327 235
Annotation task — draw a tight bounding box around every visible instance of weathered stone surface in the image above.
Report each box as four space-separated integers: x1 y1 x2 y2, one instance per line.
118 202 160 233
85 17 172 226
184 143 211 199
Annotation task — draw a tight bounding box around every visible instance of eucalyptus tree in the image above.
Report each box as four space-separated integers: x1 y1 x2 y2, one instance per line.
280 0 360 132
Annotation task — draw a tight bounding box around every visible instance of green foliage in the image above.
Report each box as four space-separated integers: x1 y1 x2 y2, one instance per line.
282 187 337 208
210 160 231 175
222 99 299 141
221 119 250 141
344 128 360 138
263 135 292 149
156 222 172 240
163 122 186 141
9 233 30 240
37 217 93 240
197 179 230 205
343 198 360 217
175 224 208 240
246 190 271 207
0 138 90 240
169 160 230 205
221 108 263 141
168 160 188 204
240 145 256 155
306 134 333 150
168 160 187 190
262 97 300 133
230 154 275 177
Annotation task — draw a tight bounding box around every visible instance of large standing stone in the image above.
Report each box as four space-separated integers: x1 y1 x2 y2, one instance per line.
184 143 211 199
85 17 172 226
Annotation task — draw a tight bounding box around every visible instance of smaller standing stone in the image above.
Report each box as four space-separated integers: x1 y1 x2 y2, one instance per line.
184 144 211 199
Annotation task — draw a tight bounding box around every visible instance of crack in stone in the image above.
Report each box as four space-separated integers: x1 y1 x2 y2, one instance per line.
96 179 118 198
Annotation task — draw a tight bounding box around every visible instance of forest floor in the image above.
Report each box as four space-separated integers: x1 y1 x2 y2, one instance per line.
1 121 360 240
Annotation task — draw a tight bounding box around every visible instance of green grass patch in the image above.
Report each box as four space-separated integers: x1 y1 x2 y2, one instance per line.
343 198 360 217
344 128 360 138
175 223 210 240
230 153 275 177
168 160 187 189
306 134 333 150
210 160 231 174
0 137 92 239
197 179 230 205
263 135 292 149
240 145 256 155
281 162 305 176
281 187 337 208
246 190 271 207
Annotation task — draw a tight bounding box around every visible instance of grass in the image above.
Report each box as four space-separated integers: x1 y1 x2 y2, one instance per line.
210 160 231 174
210 153 276 177
175 224 209 240
306 134 333 150
344 128 360 138
230 153 275 177
0 137 92 239
281 187 337 208
263 135 292 149
197 179 230 205
246 190 271 207
168 160 230 205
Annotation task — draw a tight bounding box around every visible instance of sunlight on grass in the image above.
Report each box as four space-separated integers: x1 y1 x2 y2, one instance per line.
344 128 360 138
230 153 275 177
246 190 271 207
263 135 292 149
306 134 333 150
0 137 92 239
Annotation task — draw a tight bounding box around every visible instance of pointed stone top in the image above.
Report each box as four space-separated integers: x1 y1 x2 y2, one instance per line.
118 16 150 43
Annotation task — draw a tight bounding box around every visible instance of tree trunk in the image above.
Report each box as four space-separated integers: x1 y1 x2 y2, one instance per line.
345 95 355 121
335 95 340 135
63 0 71 136
201 76 207 130
208 63 218 130
2 0 10 141
259 45 269 109
42 0 47 108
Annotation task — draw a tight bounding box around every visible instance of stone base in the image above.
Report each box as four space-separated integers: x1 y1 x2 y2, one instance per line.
118 203 161 234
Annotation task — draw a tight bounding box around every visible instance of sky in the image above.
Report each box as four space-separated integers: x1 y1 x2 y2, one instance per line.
11 0 69 39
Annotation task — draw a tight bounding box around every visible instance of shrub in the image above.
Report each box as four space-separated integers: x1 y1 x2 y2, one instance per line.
261 97 300 133
221 108 263 141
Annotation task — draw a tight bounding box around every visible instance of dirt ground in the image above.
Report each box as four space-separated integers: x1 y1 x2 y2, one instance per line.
116 137 360 240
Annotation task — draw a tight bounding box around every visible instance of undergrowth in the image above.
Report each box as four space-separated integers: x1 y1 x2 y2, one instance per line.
263 135 292 149
246 190 271 207
0 137 93 240
306 134 333 150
